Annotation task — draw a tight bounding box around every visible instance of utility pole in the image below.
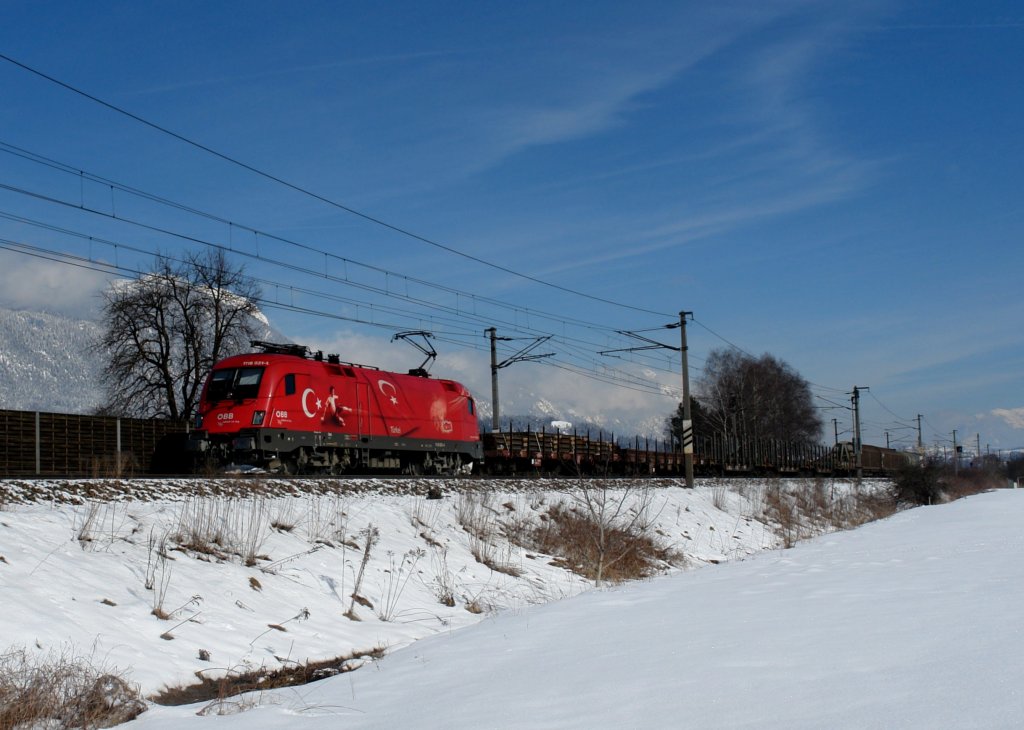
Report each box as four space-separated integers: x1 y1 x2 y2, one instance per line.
916 414 923 454
832 418 839 446
976 433 981 465
679 311 694 490
487 327 502 432
852 386 867 479
598 311 694 488
952 429 959 476
885 431 890 449
485 327 554 433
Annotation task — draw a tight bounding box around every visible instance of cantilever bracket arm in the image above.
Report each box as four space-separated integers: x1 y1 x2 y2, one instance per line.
497 335 554 369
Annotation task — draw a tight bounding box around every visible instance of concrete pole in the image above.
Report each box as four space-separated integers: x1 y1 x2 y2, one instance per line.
852 386 864 479
487 327 500 432
680 311 694 489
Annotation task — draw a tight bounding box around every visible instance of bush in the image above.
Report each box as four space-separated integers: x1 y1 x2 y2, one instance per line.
0 646 145 729
892 461 944 506
527 502 673 584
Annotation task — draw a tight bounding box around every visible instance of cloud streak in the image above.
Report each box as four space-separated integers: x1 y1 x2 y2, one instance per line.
992 408 1024 430
0 251 109 317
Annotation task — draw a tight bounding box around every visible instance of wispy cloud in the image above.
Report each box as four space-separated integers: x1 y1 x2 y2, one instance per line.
992 407 1024 430
480 3 892 275
0 251 108 317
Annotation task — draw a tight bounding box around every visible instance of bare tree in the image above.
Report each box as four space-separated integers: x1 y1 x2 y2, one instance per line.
96 250 263 421
697 348 821 443
573 481 658 586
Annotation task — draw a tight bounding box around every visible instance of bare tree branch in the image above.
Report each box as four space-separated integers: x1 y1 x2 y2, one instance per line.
95 252 263 421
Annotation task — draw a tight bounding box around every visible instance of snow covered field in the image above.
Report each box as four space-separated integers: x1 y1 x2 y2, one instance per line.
2 479 1019 728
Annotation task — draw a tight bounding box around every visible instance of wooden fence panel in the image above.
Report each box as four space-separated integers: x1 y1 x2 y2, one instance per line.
0 409 186 477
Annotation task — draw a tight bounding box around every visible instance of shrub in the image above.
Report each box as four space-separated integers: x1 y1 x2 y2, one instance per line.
528 502 672 584
892 461 944 506
0 646 145 729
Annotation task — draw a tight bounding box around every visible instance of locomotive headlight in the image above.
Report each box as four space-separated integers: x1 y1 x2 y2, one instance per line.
252 410 266 425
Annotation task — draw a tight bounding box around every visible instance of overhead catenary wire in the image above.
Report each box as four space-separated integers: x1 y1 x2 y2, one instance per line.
0 139 690 381
0 141 637 336
0 202 683 394
0 52 670 318
0 235 674 399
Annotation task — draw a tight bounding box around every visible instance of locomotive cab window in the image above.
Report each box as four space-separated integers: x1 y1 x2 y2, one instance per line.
284 373 296 395
207 367 265 402
468 398 475 416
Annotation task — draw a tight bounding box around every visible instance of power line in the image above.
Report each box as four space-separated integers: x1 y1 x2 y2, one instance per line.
867 390 910 422
0 141 633 336
690 317 753 357
0 198 684 390
0 52 671 318
1 235 673 399
0 150 695 387
0 139 692 384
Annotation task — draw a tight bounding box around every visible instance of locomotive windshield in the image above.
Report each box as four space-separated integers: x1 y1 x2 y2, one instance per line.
206 367 264 402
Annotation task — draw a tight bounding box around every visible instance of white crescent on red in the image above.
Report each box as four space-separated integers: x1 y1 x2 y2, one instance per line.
302 388 319 418
378 379 399 405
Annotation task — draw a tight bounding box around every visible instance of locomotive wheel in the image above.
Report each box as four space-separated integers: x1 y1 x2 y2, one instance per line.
404 462 422 476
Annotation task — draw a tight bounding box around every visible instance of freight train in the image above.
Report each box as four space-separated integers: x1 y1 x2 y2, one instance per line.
186 342 482 474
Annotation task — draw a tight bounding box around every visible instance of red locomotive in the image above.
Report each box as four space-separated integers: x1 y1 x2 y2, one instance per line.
187 342 482 474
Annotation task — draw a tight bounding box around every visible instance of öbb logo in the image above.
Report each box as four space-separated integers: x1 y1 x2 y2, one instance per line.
217 413 235 421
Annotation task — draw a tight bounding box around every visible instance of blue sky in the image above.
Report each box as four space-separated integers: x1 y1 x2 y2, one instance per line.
1 0 1021 453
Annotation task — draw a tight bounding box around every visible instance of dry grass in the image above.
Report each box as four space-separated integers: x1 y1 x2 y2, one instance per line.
171 497 269 566
527 502 673 584
150 647 386 709
345 524 378 621
455 493 497 541
430 547 457 607
760 480 899 548
455 493 524 576
941 470 1000 502
0 646 145 729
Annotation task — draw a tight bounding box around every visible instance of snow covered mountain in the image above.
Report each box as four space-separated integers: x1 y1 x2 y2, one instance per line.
0 303 277 416
0 307 104 414
498 395 670 442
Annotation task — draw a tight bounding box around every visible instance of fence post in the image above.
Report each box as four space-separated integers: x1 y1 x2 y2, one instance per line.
116 418 122 477
35 411 41 476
